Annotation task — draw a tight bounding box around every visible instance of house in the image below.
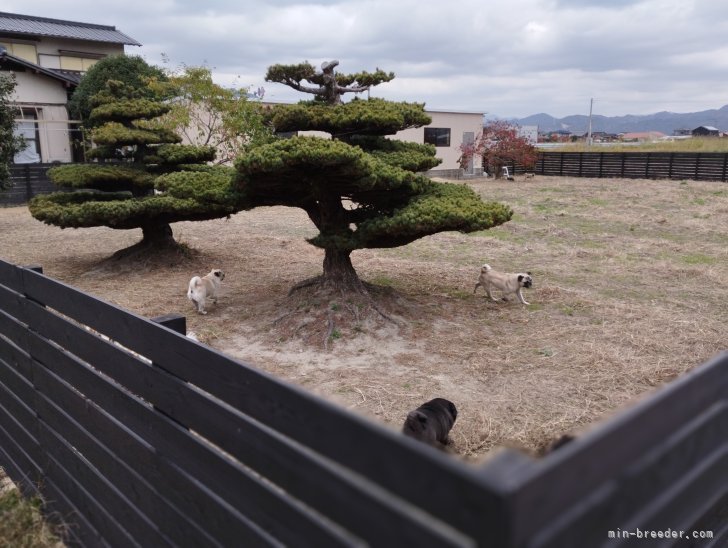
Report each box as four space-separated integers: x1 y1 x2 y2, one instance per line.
391 109 485 177
692 126 720 137
0 11 140 163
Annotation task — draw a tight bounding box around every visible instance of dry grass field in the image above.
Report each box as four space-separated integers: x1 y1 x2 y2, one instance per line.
1 175 726 462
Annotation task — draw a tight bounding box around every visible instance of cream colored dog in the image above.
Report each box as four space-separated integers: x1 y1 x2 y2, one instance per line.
187 269 225 314
474 264 533 305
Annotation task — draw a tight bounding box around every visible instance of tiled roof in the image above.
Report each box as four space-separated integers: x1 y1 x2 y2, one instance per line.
0 12 141 46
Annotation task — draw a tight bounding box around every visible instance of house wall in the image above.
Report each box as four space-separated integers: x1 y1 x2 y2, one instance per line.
10 70 73 163
36 37 123 71
390 110 484 175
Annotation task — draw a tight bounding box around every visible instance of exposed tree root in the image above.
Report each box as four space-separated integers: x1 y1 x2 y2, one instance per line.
270 275 409 349
90 238 198 275
287 276 324 296
323 310 335 351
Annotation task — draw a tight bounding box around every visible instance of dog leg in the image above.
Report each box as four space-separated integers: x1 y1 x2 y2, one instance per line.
516 288 530 305
485 284 499 302
473 282 481 294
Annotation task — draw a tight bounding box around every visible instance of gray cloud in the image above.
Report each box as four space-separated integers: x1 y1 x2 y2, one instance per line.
5 0 728 117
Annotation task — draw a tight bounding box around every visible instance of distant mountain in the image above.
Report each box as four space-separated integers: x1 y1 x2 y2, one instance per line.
508 105 728 135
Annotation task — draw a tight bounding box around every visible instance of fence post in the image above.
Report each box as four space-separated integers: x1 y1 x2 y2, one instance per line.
598 153 604 178
668 153 674 179
722 154 727 182
694 154 701 180
151 313 186 336
620 153 626 178
645 153 651 179
149 313 188 428
24 165 32 202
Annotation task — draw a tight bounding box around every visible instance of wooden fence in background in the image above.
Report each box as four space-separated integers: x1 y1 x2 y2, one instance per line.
0 259 726 547
533 152 728 181
1 164 59 206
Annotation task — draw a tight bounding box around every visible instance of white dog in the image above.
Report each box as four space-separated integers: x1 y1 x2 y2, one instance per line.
474 264 533 305
187 269 225 314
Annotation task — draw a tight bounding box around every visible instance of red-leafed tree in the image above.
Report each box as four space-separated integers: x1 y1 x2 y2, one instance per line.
460 120 537 178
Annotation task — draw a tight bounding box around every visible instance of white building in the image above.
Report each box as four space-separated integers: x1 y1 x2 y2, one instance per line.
392 109 485 177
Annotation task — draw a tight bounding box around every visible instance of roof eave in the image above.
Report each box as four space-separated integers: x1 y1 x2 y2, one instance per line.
0 50 78 87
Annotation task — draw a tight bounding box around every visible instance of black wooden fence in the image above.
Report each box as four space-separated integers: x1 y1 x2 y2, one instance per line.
533 152 728 181
1 164 60 206
0 258 726 547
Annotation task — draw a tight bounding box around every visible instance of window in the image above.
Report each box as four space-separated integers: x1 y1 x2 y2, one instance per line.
0 42 38 64
59 56 98 71
59 50 103 72
13 111 41 164
424 127 451 147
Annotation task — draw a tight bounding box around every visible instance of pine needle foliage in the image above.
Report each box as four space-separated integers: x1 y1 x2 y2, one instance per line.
1 73 25 190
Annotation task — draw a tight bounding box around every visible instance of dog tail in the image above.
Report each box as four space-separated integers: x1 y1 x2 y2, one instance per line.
187 276 202 299
481 263 492 272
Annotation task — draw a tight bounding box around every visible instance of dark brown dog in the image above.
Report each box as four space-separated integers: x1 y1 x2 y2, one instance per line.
402 398 457 448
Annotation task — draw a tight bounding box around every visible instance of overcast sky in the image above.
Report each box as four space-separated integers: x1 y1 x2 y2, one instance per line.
4 1 728 118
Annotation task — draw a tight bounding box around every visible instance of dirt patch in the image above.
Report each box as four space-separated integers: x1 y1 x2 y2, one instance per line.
2 176 726 460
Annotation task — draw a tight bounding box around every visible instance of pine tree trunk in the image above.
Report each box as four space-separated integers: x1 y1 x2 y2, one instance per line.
141 222 176 248
322 248 363 291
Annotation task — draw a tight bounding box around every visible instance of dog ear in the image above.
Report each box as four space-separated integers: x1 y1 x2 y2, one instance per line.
214 271 221 277
414 411 428 424
527 272 532 276
518 274 524 282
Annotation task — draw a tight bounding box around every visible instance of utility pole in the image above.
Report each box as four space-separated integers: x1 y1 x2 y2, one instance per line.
587 97 594 147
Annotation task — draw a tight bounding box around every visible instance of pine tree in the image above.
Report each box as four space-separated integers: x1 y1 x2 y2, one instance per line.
0 72 25 190
29 80 240 257
236 60 512 293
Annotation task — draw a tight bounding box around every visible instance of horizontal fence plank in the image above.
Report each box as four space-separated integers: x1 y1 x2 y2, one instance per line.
0 394 42 487
16 265 503 545
0 335 35 405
